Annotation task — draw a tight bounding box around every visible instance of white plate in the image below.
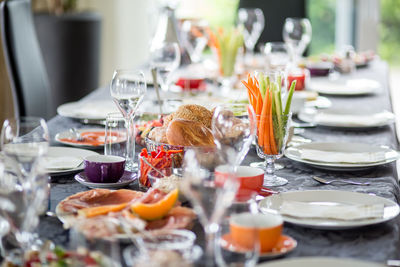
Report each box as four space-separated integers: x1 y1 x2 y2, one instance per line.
258 190 399 230
74 171 137 189
57 100 119 120
298 108 395 128
257 257 385 267
308 78 381 96
284 142 400 171
45 147 99 176
55 128 106 149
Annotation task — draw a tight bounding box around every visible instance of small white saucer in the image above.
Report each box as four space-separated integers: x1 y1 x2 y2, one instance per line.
74 171 137 189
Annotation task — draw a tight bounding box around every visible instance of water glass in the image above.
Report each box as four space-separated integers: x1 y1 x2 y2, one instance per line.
216 193 260 267
282 17 312 64
264 42 290 71
104 112 127 158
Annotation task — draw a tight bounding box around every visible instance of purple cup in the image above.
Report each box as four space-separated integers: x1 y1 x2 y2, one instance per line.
84 155 126 183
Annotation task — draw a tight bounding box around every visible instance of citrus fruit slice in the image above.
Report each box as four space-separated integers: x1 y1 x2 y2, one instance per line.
78 203 129 218
131 188 179 220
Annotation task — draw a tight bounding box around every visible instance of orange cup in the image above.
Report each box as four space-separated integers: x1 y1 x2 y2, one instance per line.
230 212 283 252
214 166 264 201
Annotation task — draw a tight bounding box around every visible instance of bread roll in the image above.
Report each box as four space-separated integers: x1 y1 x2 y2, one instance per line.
166 119 214 147
164 104 213 128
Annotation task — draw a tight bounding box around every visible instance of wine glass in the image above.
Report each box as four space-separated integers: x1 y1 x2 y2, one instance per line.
238 8 265 58
150 42 181 92
0 117 49 261
212 103 257 171
181 19 209 63
264 42 290 71
181 147 237 267
216 193 260 267
255 113 292 187
110 70 147 171
282 17 312 65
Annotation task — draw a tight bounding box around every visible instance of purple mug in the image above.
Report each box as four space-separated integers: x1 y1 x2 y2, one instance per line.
84 155 125 183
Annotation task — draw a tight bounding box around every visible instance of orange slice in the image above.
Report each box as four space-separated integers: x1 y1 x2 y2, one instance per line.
131 188 179 220
78 203 129 218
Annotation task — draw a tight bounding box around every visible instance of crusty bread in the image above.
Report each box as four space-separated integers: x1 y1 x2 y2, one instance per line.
166 119 214 147
164 104 213 128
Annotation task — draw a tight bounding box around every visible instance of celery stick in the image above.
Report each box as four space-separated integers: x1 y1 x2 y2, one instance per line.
273 86 283 147
284 80 296 116
258 72 266 99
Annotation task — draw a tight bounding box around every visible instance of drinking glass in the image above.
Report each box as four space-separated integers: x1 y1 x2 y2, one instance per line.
264 42 290 71
238 8 265 57
110 70 147 171
0 117 49 262
216 193 260 267
181 19 209 63
255 113 292 187
150 42 181 92
282 17 312 65
104 112 127 158
180 147 236 267
212 103 257 171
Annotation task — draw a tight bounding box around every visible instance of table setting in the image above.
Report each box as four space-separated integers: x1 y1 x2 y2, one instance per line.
0 4 399 267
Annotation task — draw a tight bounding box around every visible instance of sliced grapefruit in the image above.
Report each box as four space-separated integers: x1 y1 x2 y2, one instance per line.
131 188 179 220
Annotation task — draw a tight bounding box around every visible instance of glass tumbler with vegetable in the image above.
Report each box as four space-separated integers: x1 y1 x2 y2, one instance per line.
208 27 244 93
242 73 296 187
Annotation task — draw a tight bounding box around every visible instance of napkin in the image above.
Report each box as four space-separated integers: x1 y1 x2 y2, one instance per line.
300 149 386 164
315 111 394 127
45 156 83 170
280 200 384 221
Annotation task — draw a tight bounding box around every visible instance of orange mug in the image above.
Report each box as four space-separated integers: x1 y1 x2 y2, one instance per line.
230 212 283 252
214 165 264 201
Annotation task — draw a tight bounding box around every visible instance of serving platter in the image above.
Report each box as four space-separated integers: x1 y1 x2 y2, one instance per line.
284 142 400 171
258 190 399 230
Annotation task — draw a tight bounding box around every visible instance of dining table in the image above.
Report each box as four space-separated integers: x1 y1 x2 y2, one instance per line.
38 59 400 265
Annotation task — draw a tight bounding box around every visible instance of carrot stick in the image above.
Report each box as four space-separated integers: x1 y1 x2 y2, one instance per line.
259 89 271 154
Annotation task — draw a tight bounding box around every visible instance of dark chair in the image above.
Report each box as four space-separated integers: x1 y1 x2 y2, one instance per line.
0 0 53 120
239 0 306 51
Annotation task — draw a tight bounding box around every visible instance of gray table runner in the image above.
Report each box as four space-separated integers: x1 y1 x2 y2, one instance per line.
42 60 400 263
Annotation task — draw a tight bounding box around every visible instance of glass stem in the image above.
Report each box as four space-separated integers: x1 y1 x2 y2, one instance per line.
265 157 275 176
125 117 135 169
204 225 218 267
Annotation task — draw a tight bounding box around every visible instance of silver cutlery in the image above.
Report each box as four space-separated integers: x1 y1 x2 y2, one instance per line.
312 176 370 186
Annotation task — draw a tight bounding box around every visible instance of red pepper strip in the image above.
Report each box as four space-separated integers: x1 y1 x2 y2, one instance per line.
140 148 148 157
167 149 183 155
151 151 157 158
155 150 166 159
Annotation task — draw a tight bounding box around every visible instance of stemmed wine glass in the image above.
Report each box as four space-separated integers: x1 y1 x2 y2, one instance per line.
264 42 290 71
282 17 312 65
237 8 265 61
150 42 181 92
181 19 209 63
212 103 257 170
0 117 49 262
181 104 256 266
110 70 147 171
255 113 292 187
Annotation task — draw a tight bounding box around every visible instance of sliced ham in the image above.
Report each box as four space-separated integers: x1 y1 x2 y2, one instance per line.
146 206 196 231
59 189 144 213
